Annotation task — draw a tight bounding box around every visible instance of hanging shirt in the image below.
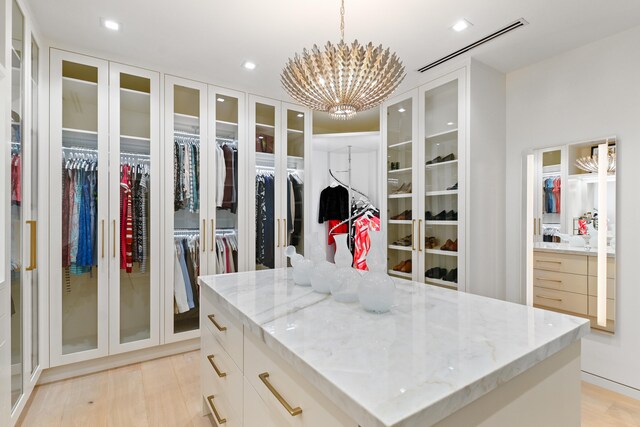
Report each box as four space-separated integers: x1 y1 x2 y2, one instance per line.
216 144 226 207
173 242 190 313
353 215 381 271
318 185 349 223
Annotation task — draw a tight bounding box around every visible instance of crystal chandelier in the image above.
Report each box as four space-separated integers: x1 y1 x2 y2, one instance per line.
281 0 406 120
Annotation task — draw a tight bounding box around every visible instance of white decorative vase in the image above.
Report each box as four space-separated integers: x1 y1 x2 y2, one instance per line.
285 246 311 286
358 231 394 313
333 234 352 268
332 267 362 303
311 260 335 294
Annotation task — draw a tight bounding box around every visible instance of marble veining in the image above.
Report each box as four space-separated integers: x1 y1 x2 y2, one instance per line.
199 269 589 427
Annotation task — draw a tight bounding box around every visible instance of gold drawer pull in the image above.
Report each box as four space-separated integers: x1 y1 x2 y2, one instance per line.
207 355 227 378
206 395 227 425
535 277 562 283
537 260 562 265
259 372 302 416
537 295 562 302
208 314 227 332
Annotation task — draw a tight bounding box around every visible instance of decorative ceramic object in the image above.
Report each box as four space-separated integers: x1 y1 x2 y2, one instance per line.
332 267 362 303
311 260 335 294
358 231 395 313
333 234 352 268
285 246 311 286
307 232 326 263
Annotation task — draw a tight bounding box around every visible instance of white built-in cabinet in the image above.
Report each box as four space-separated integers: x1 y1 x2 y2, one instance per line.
248 96 311 270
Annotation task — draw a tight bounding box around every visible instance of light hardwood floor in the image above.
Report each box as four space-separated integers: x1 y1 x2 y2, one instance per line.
17 351 640 427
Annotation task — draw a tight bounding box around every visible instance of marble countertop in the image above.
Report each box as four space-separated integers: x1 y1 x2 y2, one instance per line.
199 269 589 427
534 242 615 257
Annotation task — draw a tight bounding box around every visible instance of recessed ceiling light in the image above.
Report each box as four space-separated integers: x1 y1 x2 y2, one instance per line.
447 122 455 126
452 19 472 32
242 61 257 70
398 108 406 113
297 113 304 118
217 97 225 102
102 19 120 31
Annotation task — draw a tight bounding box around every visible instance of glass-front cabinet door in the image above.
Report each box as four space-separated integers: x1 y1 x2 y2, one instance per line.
50 51 110 365
419 72 465 290
384 91 418 281
211 87 245 274
109 64 160 353
164 77 207 342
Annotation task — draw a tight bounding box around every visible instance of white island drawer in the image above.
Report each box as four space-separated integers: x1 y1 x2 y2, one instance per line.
202 325 243 417
201 286 243 369
243 331 357 427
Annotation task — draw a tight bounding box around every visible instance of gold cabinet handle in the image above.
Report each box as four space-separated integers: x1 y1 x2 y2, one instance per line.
207 314 227 332
101 220 105 258
277 219 281 248
259 372 302 416
206 395 227 425
535 277 562 283
412 220 416 250
202 219 206 252
537 295 562 302
533 218 537 236
538 218 541 235
207 355 227 378
283 218 287 247
537 260 562 265
113 219 116 258
211 219 215 252
418 219 423 252
26 220 37 271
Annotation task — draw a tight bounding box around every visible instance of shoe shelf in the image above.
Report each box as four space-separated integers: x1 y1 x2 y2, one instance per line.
389 269 412 279
425 220 458 226
425 249 458 257
388 245 412 252
425 159 458 169
388 140 412 149
388 167 412 174
388 220 412 224
425 128 458 141
425 190 458 197
425 277 458 289
388 194 412 199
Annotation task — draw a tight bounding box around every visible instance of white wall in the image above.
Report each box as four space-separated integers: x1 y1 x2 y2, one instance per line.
506 25 640 392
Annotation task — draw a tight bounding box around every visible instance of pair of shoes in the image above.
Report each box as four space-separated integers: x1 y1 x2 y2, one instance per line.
391 210 412 220
393 183 412 194
444 268 458 283
425 210 458 221
390 161 400 170
426 267 448 279
425 236 439 249
392 259 412 273
392 235 412 247
426 153 456 165
440 239 458 252
446 182 458 190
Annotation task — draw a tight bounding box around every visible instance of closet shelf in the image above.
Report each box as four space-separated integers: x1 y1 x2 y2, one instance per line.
425 159 458 169
425 277 458 289
425 190 458 197
388 269 412 279
388 140 412 149
388 194 411 199
425 220 458 226
425 128 458 140
62 76 98 86
287 128 304 134
388 245 412 252
388 220 412 224
425 249 458 257
388 167 412 174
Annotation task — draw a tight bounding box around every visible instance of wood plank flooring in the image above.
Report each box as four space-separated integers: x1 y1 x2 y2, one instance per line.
18 351 640 427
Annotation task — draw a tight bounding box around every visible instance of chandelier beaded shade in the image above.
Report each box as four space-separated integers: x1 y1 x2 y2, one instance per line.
281 0 406 120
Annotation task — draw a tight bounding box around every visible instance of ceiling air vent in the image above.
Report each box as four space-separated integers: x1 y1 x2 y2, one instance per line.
418 18 529 73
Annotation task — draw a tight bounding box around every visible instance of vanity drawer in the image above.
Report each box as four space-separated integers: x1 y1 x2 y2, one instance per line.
587 256 616 278
588 296 616 321
202 324 243 417
533 251 587 275
533 287 588 316
201 287 243 369
244 332 357 427
533 269 587 295
587 276 616 299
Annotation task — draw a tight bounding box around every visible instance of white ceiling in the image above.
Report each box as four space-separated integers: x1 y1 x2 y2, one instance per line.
27 0 640 103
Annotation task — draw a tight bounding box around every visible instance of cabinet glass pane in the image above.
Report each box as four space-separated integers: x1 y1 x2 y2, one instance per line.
61 61 99 356
215 94 239 274
255 103 276 270
173 85 200 334
286 109 305 261
541 150 562 236
423 80 459 288
10 0 24 408
30 37 39 374
119 73 151 344
386 99 413 279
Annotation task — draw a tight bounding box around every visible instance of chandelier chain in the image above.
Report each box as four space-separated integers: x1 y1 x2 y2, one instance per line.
340 0 345 42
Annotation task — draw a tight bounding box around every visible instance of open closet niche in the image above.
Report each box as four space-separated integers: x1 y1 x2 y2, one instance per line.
312 130 381 264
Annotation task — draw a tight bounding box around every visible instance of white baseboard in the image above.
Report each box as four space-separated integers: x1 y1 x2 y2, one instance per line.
582 370 640 400
38 338 200 385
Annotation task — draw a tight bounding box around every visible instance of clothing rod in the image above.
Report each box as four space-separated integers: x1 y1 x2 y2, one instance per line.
11 142 20 146
256 167 300 173
174 131 200 138
62 146 150 158
217 137 237 143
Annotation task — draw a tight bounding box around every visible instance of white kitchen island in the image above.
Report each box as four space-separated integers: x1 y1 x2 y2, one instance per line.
199 269 589 427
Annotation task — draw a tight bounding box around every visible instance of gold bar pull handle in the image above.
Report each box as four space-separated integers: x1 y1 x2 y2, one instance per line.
206 395 227 425
207 314 227 332
26 220 37 271
202 219 206 252
418 219 423 252
412 220 416 251
207 355 227 378
101 220 105 258
259 372 302 416
277 219 281 248
283 218 287 247
211 219 215 252
537 295 562 302
538 218 541 236
113 219 116 258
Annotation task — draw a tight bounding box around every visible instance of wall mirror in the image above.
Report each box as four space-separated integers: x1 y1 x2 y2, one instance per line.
525 137 617 333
